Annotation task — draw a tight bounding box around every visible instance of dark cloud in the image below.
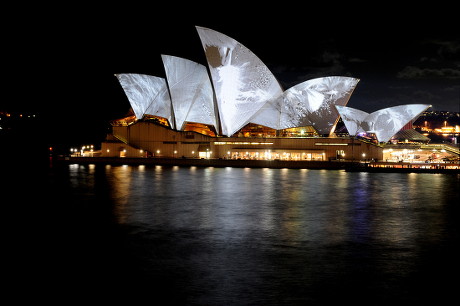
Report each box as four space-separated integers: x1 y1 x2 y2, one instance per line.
431 39 460 59
348 57 368 64
395 38 460 80
397 66 460 79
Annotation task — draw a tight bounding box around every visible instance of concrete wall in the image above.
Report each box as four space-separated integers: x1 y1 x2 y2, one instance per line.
102 121 384 161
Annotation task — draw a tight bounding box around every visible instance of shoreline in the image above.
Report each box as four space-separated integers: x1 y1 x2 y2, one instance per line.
54 156 460 174
55 156 351 170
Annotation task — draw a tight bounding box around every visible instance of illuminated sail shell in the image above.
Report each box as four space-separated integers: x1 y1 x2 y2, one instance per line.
335 105 369 136
196 26 284 136
297 76 359 135
336 104 431 143
161 55 217 131
115 73 173 128
251 76 359 134
363 104 431 143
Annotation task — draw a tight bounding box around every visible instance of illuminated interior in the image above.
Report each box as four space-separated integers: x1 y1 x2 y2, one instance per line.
279 126 319 137
110 115 137 127
183 122 217 136
143 115 171 127
228 149 326 161
234 123 277 138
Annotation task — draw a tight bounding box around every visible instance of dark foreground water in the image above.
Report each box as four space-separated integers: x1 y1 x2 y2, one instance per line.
6 160 460 305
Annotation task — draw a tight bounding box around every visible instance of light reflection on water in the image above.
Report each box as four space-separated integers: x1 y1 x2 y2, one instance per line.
62 164 458 304
70 164 455 247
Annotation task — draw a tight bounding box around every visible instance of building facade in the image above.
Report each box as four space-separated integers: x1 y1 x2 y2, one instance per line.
99 26 431 164
101 121 383 162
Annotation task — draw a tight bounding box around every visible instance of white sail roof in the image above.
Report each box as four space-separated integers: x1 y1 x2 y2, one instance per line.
335 105 369 136
115 73 173 128
336 104 431 143
161 55 217 131
250 76 359 134
115 27 427 142
196 25 284 136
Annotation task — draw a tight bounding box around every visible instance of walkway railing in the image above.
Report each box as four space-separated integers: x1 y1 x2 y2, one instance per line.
420 143 460 155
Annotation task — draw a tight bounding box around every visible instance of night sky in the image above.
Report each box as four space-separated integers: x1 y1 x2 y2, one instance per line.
5 4 459 150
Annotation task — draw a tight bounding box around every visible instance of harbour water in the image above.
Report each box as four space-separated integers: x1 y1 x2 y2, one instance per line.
7 160 459 305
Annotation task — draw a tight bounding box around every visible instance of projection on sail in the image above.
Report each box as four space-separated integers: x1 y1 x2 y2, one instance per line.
196 26 284 136
115 73 174 128
161 55 218 131
336 104 431 143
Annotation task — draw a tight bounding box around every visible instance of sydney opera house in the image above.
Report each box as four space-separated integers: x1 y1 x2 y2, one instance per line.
100 26 430 162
